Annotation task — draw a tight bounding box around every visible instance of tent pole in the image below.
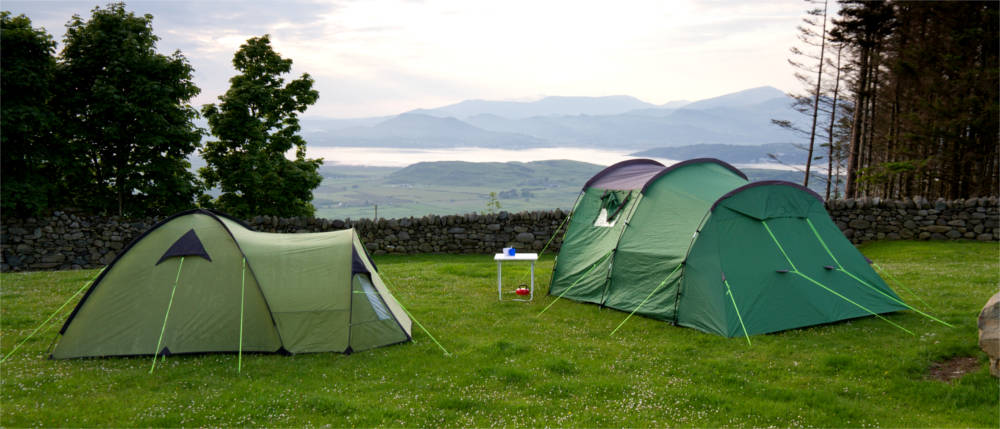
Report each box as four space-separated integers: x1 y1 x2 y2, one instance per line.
150 257 184 374
1 267 104 363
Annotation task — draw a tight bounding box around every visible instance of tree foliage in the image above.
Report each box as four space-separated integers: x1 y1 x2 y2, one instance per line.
200 35 322 218
832 1 998 199
56 3 203 216
1 12 61 216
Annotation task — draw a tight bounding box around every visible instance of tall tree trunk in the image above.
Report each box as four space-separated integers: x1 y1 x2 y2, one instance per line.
804 0 829 188
825 43 844 200
845 44 870 198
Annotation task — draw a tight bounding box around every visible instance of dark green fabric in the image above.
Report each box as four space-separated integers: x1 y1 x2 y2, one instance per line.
551 161 911 338
680 184 908 337
604 163 748 320
548 188 637 304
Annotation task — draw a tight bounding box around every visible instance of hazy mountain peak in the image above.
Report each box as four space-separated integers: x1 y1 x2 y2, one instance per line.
410 95 657 120
681 86 787 110
661 100 692 108
300 85 801 150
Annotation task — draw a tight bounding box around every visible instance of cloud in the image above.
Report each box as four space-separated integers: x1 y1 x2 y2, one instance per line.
3 0 807 117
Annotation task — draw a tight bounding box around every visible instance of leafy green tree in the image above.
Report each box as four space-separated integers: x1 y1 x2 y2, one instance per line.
57 3 203 216
1 12 61 216
200 35 322 218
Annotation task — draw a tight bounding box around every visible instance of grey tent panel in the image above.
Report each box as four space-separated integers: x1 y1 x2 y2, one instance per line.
584 159 665 190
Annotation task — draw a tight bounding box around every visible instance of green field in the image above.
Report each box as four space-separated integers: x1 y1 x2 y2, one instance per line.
2 241 997 427
311 162 824 220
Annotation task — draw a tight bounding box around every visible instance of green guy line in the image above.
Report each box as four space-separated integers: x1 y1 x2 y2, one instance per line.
1 267 105 363
537 249 613 317
761 221 797 272
761 222 913 336
872 261 935 310
805 218 843 269
538 210 573 258
723 279 752 346
792 270 914 336
803 218 949 326
610 263 682 336
380 275 450 356
238 257 246 374
837 268 952 327
150 257 184 374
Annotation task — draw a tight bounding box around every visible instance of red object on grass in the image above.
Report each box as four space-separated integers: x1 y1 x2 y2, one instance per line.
515 287 530 295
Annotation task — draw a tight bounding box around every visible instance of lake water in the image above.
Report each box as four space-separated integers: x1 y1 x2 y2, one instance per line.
304 146 641 167
301 146 802 171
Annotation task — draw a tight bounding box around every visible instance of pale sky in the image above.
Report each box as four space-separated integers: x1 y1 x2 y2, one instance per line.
4 0 806 118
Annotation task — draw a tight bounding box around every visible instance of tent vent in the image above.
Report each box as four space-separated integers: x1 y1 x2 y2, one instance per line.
156 229 211 265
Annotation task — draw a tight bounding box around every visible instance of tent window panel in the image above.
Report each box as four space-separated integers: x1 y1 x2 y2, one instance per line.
356 275 392 320
594 190 631 228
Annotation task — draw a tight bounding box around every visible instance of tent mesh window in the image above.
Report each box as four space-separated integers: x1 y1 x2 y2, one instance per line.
356 275 392 320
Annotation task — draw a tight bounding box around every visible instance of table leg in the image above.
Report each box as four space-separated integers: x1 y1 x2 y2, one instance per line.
497 261 502 301
530 261 535 301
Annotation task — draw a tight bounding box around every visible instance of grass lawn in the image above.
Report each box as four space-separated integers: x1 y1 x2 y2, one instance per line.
2 240 997 427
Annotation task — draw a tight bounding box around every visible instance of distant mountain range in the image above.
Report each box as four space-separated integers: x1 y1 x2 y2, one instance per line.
299 86 806 150
385 160 603 188
381 160 821 194
632 143 808 166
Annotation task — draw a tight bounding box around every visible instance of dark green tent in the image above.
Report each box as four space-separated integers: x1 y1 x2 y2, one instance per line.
53 209 411 359
550 158 909 338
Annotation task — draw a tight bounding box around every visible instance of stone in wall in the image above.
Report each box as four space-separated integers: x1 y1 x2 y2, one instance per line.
2 198 997 272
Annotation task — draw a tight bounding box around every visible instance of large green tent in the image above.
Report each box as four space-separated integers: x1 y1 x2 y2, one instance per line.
550 158 910 338
52 209 411 359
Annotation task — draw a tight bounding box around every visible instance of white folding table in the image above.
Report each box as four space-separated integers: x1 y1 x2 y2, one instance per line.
494 253 538 301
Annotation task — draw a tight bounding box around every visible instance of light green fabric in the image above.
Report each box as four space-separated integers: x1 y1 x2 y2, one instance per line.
351 233 412 338
220 220 353 353
53 210 411 359
53 214 280 358
350 275 410 352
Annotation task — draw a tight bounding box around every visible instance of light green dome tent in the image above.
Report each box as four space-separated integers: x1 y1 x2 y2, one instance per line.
52 209 411 359
549 158 913 339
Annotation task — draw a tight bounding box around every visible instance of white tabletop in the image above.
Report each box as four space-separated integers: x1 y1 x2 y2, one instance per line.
494 253 538 261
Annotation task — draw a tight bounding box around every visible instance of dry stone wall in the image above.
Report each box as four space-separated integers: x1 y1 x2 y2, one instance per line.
2 197 996 271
